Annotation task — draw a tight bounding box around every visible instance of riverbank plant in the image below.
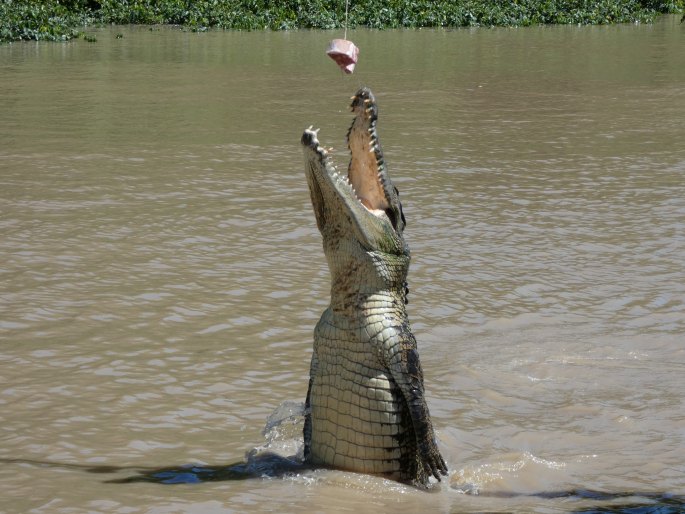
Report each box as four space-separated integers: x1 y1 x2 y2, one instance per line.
1 0 683 43
0 0 90 42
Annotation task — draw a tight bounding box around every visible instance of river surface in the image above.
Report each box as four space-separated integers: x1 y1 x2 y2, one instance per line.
1 16 684 514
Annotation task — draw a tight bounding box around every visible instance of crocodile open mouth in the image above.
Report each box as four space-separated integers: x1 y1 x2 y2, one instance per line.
302 87 405 235
301 125 387 220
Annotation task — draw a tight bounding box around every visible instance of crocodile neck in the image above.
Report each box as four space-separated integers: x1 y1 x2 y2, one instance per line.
326 245 409 319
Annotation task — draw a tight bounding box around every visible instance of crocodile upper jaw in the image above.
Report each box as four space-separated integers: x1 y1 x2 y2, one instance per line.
301 87 406 254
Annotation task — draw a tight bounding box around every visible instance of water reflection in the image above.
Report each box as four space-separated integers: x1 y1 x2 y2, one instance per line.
3 455 683 514
108 452 305 484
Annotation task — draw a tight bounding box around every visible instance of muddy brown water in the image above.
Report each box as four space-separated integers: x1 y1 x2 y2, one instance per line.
1 17 684 513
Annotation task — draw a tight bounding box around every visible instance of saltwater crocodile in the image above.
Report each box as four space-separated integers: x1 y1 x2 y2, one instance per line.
300 87 448 487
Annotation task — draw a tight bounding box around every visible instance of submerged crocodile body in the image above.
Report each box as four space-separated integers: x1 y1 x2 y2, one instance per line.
300 88 448 487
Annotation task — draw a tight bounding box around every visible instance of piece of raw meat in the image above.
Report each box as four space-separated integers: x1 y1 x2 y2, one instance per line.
326 39 359 74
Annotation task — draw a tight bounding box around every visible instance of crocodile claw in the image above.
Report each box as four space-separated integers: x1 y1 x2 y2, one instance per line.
419 437 449 483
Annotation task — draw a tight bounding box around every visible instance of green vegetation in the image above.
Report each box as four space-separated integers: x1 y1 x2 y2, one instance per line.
0 1 90 42
1 0 683 43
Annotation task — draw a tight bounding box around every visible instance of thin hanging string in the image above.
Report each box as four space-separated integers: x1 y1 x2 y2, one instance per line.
344 0 349 40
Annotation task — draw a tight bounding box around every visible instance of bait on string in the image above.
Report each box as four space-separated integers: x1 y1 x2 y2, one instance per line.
326 0 359 74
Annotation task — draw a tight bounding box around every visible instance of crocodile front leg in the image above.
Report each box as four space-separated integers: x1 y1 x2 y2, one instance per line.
303 351 318 462
384 325 448 486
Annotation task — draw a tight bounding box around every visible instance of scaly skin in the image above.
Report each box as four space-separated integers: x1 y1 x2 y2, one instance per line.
301 88 448 488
